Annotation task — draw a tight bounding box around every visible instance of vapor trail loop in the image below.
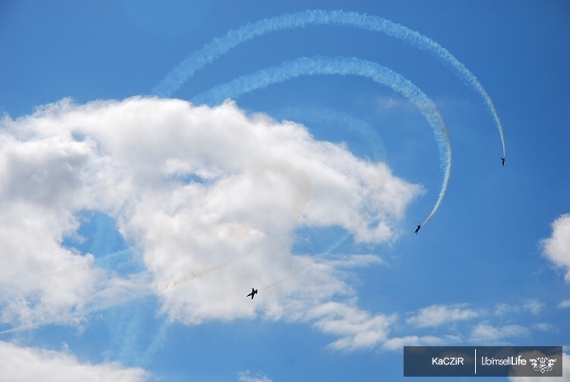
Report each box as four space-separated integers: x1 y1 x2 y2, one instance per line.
192 56 451 225
152 9 505 157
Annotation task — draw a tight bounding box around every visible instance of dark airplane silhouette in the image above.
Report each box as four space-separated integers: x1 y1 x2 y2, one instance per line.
246 288 258 299
414 225 421 234
501 157 505 167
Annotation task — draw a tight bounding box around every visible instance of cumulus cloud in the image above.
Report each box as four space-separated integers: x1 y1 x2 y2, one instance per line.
522 300 544 315
0 97 422 347
406 304 478 328
0 107 120 327
531 322 556 332
469 323 530 344
307 301 396 351
541 214 570 281
494 301 544 316
0 341 148 382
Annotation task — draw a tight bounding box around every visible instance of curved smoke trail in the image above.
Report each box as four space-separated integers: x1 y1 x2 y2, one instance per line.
192 56 451 225
152 9 504 157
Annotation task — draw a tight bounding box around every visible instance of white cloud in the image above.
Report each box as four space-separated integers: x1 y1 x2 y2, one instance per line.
238 370 273 382
531 322 556 332
522 300 544 315
322 254 384 268
307 301 396 351
508 352 570 382
376 96 417 114
558 299 570 308
469 323 530 344
0 110 118 327
0 98 422 347
0 341 148 382
382 335 461 351
494 301 544 316
541 213 570 282
406 304 478 328
495 303 520 316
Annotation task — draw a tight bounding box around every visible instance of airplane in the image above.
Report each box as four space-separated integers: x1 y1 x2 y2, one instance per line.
414 225 421 234
501 157 505 167
246 288 258 299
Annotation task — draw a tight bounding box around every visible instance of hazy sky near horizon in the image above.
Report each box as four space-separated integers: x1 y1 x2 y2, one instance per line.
0 1 569 381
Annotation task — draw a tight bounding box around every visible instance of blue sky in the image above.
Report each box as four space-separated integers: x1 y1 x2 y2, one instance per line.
0 1 569 381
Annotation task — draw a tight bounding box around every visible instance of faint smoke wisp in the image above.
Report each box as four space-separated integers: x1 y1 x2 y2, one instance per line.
268 106 387 162
152 9 505 157
192 56 451 226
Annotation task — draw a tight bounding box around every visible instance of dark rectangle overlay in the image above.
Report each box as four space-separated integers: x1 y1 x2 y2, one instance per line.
404 346 562 377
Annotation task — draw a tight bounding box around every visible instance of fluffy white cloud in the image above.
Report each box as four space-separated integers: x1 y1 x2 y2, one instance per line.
0 98 421 347
0 341 148 382
0 109 112 327
531 322 556 332
541 214 570 281
469 323 530 343
307 301 396 351
406 304 478 328
522 300 544 315
494 301 544 316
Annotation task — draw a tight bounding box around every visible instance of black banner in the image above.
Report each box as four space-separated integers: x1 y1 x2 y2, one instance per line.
404 346 563 377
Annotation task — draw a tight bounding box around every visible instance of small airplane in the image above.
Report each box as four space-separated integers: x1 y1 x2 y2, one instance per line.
414 225 421 234
501 157 505 167
246 288 258 299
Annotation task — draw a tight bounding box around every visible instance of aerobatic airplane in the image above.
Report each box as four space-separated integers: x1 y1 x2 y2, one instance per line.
246 288 258 299
501 157 505 166
414 225 421 234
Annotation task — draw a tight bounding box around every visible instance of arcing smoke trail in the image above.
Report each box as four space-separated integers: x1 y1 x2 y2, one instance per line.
192 56 451 226
152 9 505 157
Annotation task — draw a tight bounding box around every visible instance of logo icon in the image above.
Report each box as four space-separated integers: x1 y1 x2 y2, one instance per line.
529 357 557 373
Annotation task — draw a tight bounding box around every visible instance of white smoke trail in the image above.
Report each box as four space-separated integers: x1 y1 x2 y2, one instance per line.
153 250 250 292
0 274 155 336
192 56 451 226
261 262 313 291
260 232 354 291
0 323 42 335
153 238 266 293
152 9 505 158
139 320 169 367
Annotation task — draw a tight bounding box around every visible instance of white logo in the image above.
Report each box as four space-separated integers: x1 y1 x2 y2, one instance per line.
529 357 556 373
